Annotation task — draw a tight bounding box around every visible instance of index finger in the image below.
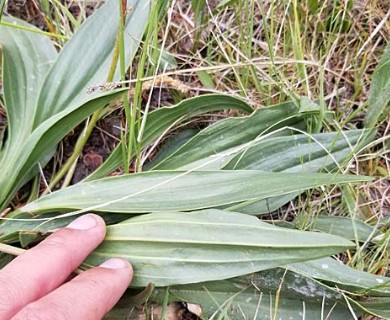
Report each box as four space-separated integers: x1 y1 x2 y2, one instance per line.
0 214 106 319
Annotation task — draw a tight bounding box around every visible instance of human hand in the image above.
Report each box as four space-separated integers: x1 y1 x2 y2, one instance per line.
0 214 133 320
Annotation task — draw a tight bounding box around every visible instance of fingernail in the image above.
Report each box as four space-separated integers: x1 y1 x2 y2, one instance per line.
100 258 128 269
66 214 97 230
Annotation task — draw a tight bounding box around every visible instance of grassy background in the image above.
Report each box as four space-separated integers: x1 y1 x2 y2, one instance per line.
1 0 389 319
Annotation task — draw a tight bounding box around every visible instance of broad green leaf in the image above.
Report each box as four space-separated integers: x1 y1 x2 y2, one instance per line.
300 215 380 242
365 42 390 127
14 171 371 215
288 257 390 297
85 94 253 180
0 89 126 210
33 0 150 125
0 18 58 207
149 101 305 170
0 0 150 211
83 210 353 286
140 95 252 147
224 130 373 172
0 17 57 153
148 270 356 320
223 129 375 214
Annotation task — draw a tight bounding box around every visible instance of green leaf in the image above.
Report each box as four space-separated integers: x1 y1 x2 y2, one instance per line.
0 211 129 244
0 0 150 210
14 171 371 215
288 259 390 318
0 89 126 210
150 101 304 170
224 129 373 172
149 270 356 319
0 17 57 154
288 257 390 297
223 129 375 214
192 0 206 27
301 215 380 243
85 94 253 180
191 0 206 48
365 42 390 127
33 0 150 125
83 210 353 287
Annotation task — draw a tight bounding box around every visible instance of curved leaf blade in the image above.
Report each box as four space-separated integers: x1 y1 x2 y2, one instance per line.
224 129 374 172
303 215 380 243
288 257 390 297
16 171 371 215
0 17 57 150
0 89 125 210
84 210 353 286
33 0 150 126
223 129 375 214
86 94 253 180
151 101 304 170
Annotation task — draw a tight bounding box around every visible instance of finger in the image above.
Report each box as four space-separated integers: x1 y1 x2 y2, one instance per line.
0 214 106 319
12 259 133 320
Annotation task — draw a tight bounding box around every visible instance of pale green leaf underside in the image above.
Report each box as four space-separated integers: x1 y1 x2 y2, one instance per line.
16 170 372 215
224 129 374 214
84 210 353 286
289 257 390 297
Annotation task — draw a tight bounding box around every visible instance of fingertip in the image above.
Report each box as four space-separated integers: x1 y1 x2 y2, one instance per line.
99 258 131 271
66 213 105 231
99 259 133 287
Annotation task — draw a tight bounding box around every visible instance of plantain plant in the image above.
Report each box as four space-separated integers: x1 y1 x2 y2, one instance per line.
0 1 389 319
